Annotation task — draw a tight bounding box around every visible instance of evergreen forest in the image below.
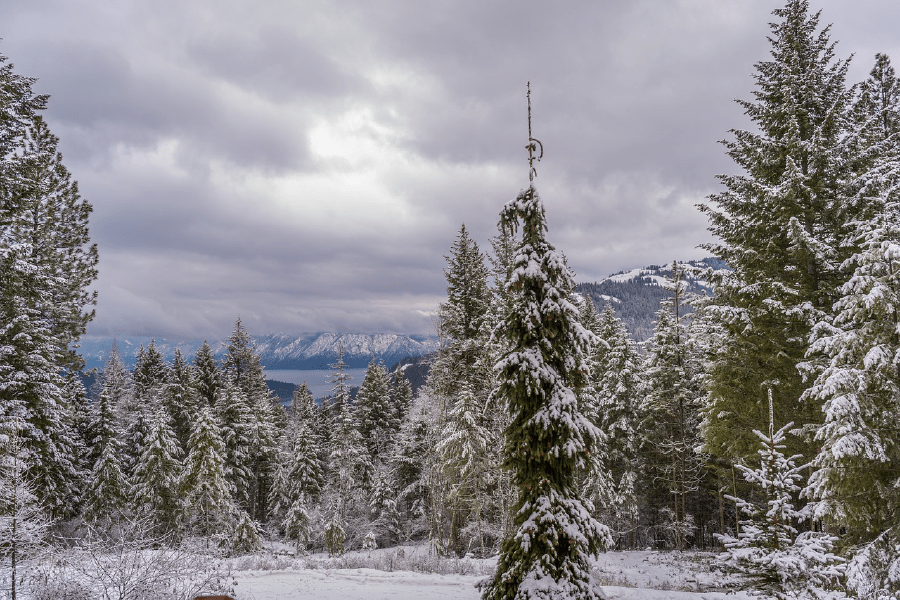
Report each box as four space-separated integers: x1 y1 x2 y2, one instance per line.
3 1 900 598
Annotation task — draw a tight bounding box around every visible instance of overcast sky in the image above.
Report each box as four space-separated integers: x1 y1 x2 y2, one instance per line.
2 1 898 339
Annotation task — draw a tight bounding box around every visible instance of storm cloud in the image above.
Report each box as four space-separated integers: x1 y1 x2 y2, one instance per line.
2 0 897 338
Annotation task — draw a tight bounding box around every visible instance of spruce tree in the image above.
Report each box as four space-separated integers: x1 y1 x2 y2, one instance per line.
14 114 97 372
1 52 96 521
481 178 611 599
582 301 641 549
641 262 705 550
356 358 395 463
132 408 183 533
427 223 494 555
717 393 845 599
193 340 222 407
699 0 855 467
181 403 233 542
801 55 900 541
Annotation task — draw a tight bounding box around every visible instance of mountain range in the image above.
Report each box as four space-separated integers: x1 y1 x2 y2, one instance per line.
78 332 440 371
79 258 724 374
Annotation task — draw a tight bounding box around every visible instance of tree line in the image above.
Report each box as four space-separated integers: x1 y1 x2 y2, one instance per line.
3 1 900 597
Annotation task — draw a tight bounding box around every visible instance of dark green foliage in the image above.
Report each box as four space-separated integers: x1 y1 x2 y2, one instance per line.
699 0 855 466
482 186 611 600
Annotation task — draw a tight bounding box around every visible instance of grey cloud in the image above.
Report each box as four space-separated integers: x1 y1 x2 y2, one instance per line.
2 0 898 339
187 26 366 103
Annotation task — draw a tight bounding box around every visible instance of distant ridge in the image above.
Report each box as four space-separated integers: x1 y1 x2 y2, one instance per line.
575 257 722 342
78 332 439 371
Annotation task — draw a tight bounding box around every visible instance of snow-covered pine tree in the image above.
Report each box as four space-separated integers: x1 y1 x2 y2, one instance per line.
81 438 131 526
326 384 372 547
0 54 87 519
132 408 183 533
582 301 641 549
180 403 233 543
801 53 900 543
436 379 492 557
325 342 352 424
390 369 414 426
166 348 198 453
193 340 222 407
0 406 50 600
356 358 395 463
481 178 612 599
641 262 705 550
387 393 430 542
82 362 131 524
13 114 97 373
132 340 171 402
97 341 135 432
699 0 855 469
427 223 494 556
222 317 281 522
269 384 323 550
717 392 845 599
215 381 255 513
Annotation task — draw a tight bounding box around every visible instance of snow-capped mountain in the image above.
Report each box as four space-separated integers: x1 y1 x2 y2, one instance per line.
576 258 723 341
78 332 439 371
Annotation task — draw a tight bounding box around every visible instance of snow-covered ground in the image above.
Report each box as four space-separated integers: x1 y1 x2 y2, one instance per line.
224 546 753 600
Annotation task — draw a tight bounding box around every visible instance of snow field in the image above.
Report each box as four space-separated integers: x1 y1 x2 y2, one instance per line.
225 547 753 600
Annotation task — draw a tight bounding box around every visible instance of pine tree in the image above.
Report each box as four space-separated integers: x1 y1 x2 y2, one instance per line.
356 358 395 463
0 407 50 600
180 403 233 542
582 301 641 548
436 379 492 556
132 408 183 533
166 348 197 452
699 0 855 468
193 340 222 407
641 262 705 550
427 223 494 556
481 183 612 600
269 384 324 548
0 53 90 520
717 392 845 599
13 114 97 372
801 54 900 542
81 439 130 526
133 340 170 402
214 382 255 512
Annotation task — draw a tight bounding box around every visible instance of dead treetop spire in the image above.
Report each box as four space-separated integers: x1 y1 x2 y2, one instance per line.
526 82 543 182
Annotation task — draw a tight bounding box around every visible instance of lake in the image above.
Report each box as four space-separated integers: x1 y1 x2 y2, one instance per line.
265 368 369 399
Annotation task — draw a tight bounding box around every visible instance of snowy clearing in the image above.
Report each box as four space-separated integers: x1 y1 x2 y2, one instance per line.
224 548 753 600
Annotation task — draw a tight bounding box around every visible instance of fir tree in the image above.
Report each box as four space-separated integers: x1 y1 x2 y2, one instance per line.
166 348 198 452
356 358 395 463
801 55 900 541
214 382 255 512
132 408 184 533
436 379 492 556
582 301 641 549
717 392 845 599
0 52 90 520
193 340 222 407
180 403 233 542
81 439 130 526
269 384 324 546
481 182 612 600
641 262 705 550
13 114 97 372
699 0 855 468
